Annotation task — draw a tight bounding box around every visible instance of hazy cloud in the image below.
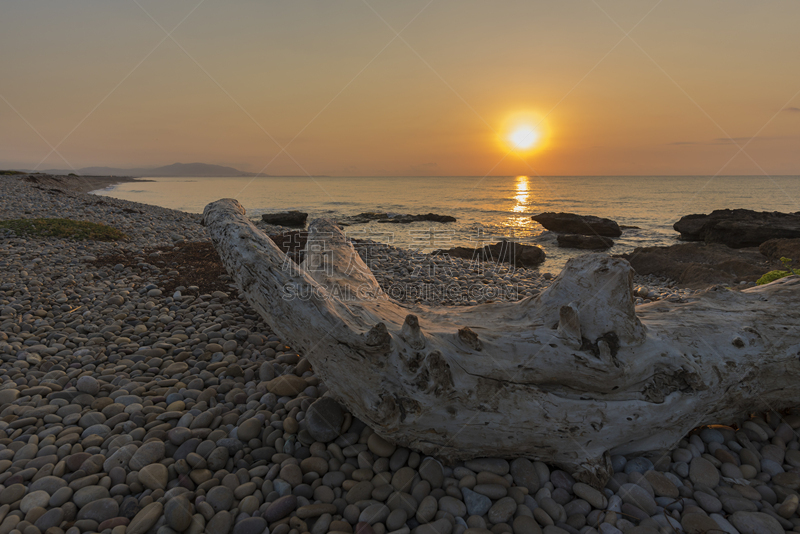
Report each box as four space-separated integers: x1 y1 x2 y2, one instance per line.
784 107 800 112
670 136 792 146
408 162 438 174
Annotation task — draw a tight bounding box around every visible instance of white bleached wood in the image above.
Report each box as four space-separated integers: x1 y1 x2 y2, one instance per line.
203 199 800 486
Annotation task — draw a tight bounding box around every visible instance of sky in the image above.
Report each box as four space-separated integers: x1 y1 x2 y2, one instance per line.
1 0 799 177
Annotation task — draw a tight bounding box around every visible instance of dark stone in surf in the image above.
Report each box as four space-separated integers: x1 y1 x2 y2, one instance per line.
674 209 800 248
557 234 614 250
532 212 621 237
262 211 308 227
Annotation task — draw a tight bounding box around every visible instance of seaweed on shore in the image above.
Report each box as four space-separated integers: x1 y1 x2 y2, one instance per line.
0 218 126 241
91 241 232 295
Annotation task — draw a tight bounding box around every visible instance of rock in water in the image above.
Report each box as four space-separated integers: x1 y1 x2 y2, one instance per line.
674 209 800 248
341 212 457 224
556 234 614 249
262 210 308 227
532 212 622 237
436 240 545 268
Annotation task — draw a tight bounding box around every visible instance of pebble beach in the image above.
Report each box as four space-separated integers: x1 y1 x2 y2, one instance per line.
1 174 799 534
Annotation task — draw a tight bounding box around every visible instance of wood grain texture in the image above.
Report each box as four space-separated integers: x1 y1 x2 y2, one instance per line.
204 198 800 486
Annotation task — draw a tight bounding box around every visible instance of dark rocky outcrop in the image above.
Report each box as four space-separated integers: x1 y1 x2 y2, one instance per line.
557 234 614 250
341 212 456 225
532 212 621 237
261 211 308 227
615 243 779 288
435 240 545 268
759 238 800 262
673 209 800 248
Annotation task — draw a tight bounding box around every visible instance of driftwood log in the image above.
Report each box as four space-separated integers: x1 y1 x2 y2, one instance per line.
203 199 800 486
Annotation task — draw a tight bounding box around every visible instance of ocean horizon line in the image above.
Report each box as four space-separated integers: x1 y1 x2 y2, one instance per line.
125 173 800 179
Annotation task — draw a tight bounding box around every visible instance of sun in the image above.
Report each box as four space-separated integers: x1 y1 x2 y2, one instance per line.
497 111 549 154
508 126 540 150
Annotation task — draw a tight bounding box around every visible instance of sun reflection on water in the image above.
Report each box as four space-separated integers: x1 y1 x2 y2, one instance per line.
513 175 529 213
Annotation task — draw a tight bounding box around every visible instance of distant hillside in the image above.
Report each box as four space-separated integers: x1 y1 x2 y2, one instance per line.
42 162 258 177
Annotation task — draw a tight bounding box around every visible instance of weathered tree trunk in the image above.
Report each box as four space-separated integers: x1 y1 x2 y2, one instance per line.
203 199 800 486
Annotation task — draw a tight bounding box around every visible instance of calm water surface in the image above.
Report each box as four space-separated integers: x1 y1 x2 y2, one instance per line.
95 175 800 272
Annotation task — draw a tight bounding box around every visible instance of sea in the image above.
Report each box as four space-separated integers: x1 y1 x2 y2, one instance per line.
93 175 800 273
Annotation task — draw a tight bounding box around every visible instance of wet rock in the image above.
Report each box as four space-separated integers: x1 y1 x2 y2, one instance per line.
557 234 614 249
533 212 622 237
674 209 800 247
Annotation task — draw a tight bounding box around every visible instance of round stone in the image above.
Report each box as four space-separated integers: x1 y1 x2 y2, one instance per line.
77 498 120 523
73 486 110 508
300 456 328 476
510 458 540 494
689 457 720 488
360 504 391 525
28 476 67 496
76 376 100 395
233 517 267 534
34 507 65 532
0 483 27 505
386 509 407 531
694 491 722 514
237 418 263 442
206 485 234 512
266 375 307 396
461 487 492 517
138 463 168 491
127 502 163 534
129 441 165 471
280 464 303 487
305 397 344 443
419 458 444 489
643 471 679 499
416 495 438 523
514 516 543 534
0 389 20 405
207 510 232 533
20 490 50 513
618 484 657 516
367 433 396 457
391 467 416 493
681 513 721 534
265 495 297 522
488 496 517 524
623 457 654 474
728 511 784 534
165 497 193 532
439 496 467 517
699 428 725 444
573 483 607 510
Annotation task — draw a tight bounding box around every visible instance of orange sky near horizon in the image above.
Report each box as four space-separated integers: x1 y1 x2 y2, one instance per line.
1 1 799 177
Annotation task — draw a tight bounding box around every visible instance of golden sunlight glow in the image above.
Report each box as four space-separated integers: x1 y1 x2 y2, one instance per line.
509 127 539 150
498 111 549 155
513 175 529 213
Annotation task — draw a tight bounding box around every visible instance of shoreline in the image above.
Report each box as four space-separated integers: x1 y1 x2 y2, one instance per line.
1 174 798 534
16 172 153 195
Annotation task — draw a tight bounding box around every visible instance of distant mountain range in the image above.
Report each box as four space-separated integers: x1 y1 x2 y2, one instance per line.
41 162 258 177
